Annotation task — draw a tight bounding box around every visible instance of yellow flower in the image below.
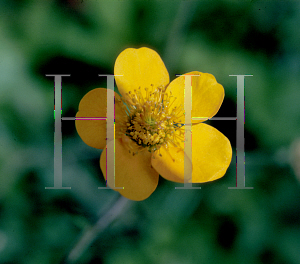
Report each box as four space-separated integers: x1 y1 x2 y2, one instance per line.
76 47 232 201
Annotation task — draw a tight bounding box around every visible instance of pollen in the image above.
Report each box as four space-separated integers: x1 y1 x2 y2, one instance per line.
117 84 185 155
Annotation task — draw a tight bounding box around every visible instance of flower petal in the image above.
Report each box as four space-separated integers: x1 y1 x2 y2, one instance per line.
75 88 123 149
151 146 192 183
114 47 169 99
192 123 232 183
167 71 224 123
100 138 159 201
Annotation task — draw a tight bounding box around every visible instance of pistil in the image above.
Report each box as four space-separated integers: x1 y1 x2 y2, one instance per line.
118 84 185 155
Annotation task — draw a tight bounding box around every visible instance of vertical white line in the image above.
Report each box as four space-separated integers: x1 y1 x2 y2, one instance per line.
46 74 71 189
228 75 253 189
184 75 192 184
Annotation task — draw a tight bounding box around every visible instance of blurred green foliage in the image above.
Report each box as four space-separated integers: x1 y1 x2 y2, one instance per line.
0 0 300 263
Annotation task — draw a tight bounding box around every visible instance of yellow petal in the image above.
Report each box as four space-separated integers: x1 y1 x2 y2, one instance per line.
192 123 232 183
75 88 123 149
100 138 159 201
151 146 192 183
167 71 224 123
114 47 169 99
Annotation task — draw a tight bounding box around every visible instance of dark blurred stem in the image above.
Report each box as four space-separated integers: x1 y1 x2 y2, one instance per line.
63 195 130 264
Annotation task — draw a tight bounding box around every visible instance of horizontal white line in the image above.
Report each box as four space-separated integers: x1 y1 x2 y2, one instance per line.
192 117 237 120
61 117 237 121
61 117 106 120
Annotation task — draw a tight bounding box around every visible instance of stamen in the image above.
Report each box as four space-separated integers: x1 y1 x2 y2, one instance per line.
118 85 185 155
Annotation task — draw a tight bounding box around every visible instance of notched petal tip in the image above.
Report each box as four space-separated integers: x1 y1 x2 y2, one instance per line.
114 47 169 99
167 71 225 123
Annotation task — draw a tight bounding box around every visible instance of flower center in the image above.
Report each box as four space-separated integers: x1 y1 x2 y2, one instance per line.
118 84 185 155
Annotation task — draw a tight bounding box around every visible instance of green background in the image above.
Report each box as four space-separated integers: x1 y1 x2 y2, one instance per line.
0 0 300 263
